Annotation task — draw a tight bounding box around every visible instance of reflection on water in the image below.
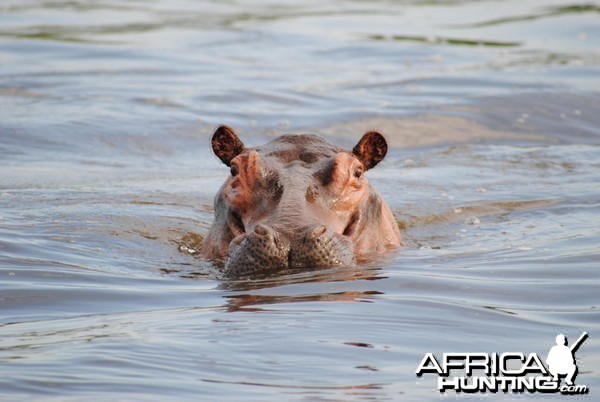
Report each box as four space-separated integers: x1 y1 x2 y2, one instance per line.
223 290 383 312
0 0 599 400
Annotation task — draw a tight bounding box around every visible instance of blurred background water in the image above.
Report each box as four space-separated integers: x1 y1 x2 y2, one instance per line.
0 0 599 400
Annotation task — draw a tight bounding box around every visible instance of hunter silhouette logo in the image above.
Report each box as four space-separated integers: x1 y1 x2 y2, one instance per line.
547 332 588 386
416 332 589 395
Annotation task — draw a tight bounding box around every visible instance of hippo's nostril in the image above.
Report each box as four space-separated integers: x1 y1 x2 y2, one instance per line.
306 225 327 241
254 224 269 236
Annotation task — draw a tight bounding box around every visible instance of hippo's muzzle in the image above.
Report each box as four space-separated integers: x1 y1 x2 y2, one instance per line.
224 224 354 277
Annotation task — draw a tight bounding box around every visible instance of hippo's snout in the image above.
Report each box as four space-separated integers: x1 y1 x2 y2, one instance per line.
224 224 354 277
225 224 290 277
289 225 354 269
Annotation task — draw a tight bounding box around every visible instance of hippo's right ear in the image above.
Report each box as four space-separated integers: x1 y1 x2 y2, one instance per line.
352 130 388 170
211 125 245 167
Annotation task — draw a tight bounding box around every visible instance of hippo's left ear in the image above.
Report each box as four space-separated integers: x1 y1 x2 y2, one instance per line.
211 125 245 167
352 130 388 170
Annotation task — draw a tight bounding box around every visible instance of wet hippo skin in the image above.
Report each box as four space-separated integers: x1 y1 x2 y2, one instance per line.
202 125 401 277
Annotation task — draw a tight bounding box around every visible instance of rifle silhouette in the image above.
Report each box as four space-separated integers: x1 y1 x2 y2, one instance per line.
570 332 588 353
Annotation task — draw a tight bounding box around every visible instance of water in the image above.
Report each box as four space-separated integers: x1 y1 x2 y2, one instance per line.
1 0 599 400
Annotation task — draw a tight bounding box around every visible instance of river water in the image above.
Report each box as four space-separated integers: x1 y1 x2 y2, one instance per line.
1 0 599 400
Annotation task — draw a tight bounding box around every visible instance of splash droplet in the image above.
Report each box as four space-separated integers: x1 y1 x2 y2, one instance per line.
465 216 480 225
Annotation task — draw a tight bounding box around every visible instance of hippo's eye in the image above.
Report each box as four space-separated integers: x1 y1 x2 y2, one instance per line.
230 165 239 177
354 167 363 179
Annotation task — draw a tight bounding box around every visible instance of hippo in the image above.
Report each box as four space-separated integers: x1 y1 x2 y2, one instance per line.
202 125 401 277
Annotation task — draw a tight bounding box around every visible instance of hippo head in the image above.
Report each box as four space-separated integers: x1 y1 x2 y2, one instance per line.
202 125 401 277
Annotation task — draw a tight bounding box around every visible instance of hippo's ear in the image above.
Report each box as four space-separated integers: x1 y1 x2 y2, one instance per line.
352 130 388 170
211 125 245 167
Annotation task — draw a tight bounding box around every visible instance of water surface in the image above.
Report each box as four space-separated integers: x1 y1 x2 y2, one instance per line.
1 0 599 400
